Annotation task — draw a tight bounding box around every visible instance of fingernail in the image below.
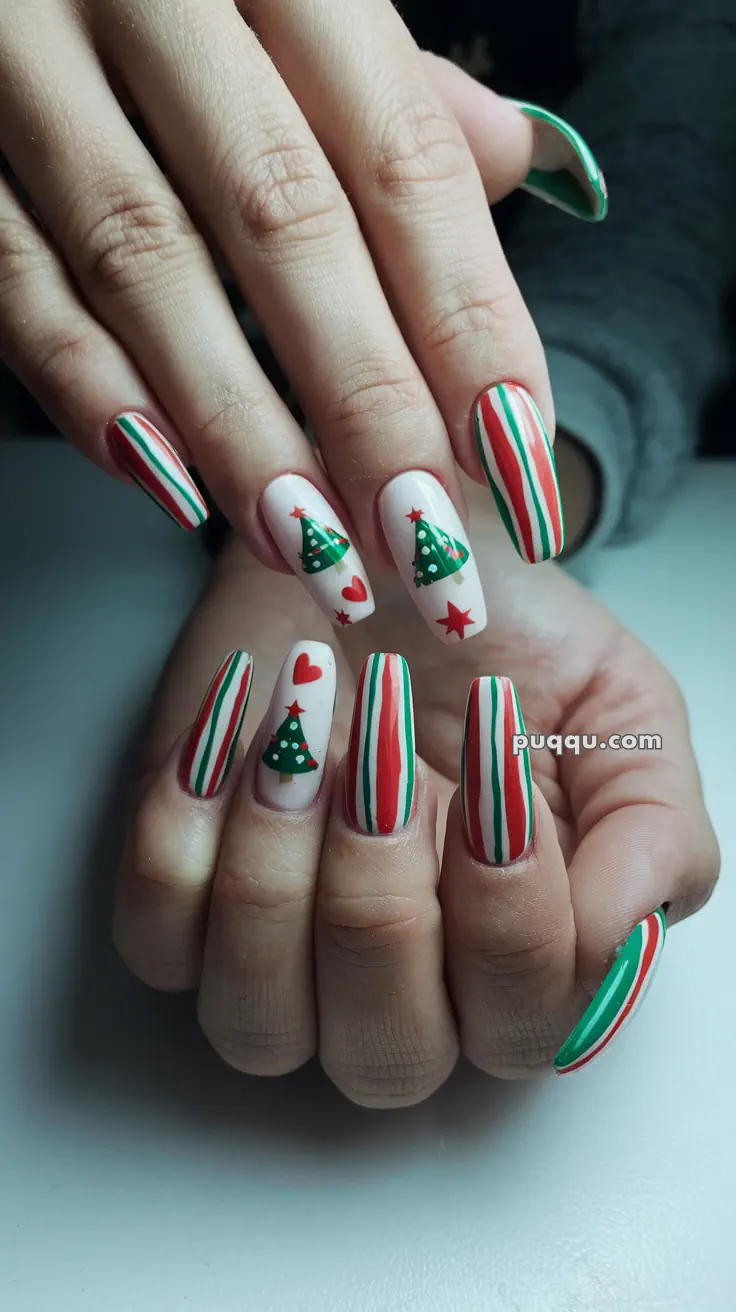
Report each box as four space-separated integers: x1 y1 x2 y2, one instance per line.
108 412 209 530
378 471 486 644
461 676 533 865
473 382 565 562
345 653 415 835
510 100 608 222
257 641 336 811
261 475 375 628
554 908 667 1075
180 651 254 798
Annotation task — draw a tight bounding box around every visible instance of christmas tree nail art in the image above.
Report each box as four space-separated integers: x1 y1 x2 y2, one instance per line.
180 650 253 798
345 653 415 835
257 641 336 812
379 471 486 644
262 475 375 627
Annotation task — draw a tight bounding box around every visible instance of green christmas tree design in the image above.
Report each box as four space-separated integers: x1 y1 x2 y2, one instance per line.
408 507 469 588
262 700 319 783
291 506 349 575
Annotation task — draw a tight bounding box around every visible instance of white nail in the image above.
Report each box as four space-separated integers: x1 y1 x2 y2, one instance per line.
256 641 336 812
379 471 487 643
262 475 375 629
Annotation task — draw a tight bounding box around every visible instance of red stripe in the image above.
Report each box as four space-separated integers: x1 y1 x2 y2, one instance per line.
112 421 194 528
464 680 487 862
479 392 536 561
345 662 367 827
562 915 662 1073
501 679 527 861
205 660 252 797
133 417 208 518
515 388 562 555
179 656 233 786
375 656 402 834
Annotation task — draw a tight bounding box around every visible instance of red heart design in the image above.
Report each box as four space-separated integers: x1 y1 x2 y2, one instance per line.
342 575 368 603
293 653 322 685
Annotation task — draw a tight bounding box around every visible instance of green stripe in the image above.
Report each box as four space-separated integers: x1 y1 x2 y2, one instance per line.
474 412 520 549
362 656 380 834
489 679 504 864
554 919 650 1071
513 686 534 847
118 415 205 524
498 386 551 560
195 655 240 795
400 657 415 826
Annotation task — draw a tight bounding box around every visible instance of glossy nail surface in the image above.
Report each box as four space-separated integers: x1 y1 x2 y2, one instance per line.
257 641 336 811
180 651 254 798
262 475 375 628
379 471 486 643
511 100 608 222
345 653 415 835
109 412 209 529
554 909 667 1075
461 676 533 866
473 382 564 562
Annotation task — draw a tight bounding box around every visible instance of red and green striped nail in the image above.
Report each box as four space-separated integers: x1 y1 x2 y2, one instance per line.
109 412 208 530
554 909 667 1075
510 100 608 223
345 653 415 835
473 382 564 562
461 675 533 866
180 651 254 798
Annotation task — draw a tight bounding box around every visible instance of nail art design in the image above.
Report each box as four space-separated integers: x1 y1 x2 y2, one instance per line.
554 909 667 1075
461 676 533 865
257 641 336 812
345 653 415 835
511 100 608 223
109 412 209 530
180 650 254 798
379 471 487 644
261 475 375 628
473 383 565 562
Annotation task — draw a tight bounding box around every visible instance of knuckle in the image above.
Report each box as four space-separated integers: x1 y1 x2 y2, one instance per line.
190 386 274 456
220 129 346 246
423 283 522 355
322 361 426 449
74 180 197 298
33 329 99 405
0 215 47 297
371 91 471 200
318 893 439 971
215 861 312 925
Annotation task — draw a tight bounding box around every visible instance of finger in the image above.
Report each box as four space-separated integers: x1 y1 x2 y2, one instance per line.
317 654 458 1107
249 0 564 563
440 676 578 1077
197 641 336 1075
113 651 254 990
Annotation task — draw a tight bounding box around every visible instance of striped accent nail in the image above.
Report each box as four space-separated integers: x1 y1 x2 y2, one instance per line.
180 651 254 798
554 909 667 1075
461 676 533 865
345 653 415 835
510 100 608 223
473 382 564 562
109 412 209 530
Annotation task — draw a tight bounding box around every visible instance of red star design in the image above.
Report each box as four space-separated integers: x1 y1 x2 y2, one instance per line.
436 602 475 640
286 700 305 716
334 609 352 627
406 507 424 523
290 506 306 519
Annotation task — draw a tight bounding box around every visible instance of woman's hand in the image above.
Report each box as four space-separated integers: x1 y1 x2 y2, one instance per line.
0 1 604 642
112 491 718 1103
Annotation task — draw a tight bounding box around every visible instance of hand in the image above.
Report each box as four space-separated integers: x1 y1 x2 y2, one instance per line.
0 1 605 645
113 488 718 1102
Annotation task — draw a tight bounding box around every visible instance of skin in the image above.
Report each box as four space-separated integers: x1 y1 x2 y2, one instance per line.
114 479 720 1106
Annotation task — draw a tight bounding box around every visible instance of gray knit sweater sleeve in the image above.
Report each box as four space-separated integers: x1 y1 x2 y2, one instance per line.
505 0 736 571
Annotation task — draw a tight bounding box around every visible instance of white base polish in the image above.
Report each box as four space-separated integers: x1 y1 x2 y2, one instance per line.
256 641 336 812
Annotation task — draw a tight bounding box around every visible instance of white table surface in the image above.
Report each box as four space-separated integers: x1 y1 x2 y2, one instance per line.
1 441 734 1312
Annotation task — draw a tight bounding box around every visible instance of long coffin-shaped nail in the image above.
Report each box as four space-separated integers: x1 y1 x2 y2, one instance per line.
379 470 486 644
345 653 415 835
261 475 375 629
461 676 533 865
554 909 667 1075
473 382 564 562
510 100 608 222
180 651 254 798
257 640 336 812
108 412 209 529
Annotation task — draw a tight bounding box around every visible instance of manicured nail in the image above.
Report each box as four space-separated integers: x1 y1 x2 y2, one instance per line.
180 651 254 798
345 653 415 835
261 475 375 628
473 382 564 562
108 412 209 529
461 676 533 865
554 909 667 1075
510 100 608 222
257 641 336 811
378 471 486 644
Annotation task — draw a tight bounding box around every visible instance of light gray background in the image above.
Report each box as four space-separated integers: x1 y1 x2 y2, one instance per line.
1 441 734 1312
